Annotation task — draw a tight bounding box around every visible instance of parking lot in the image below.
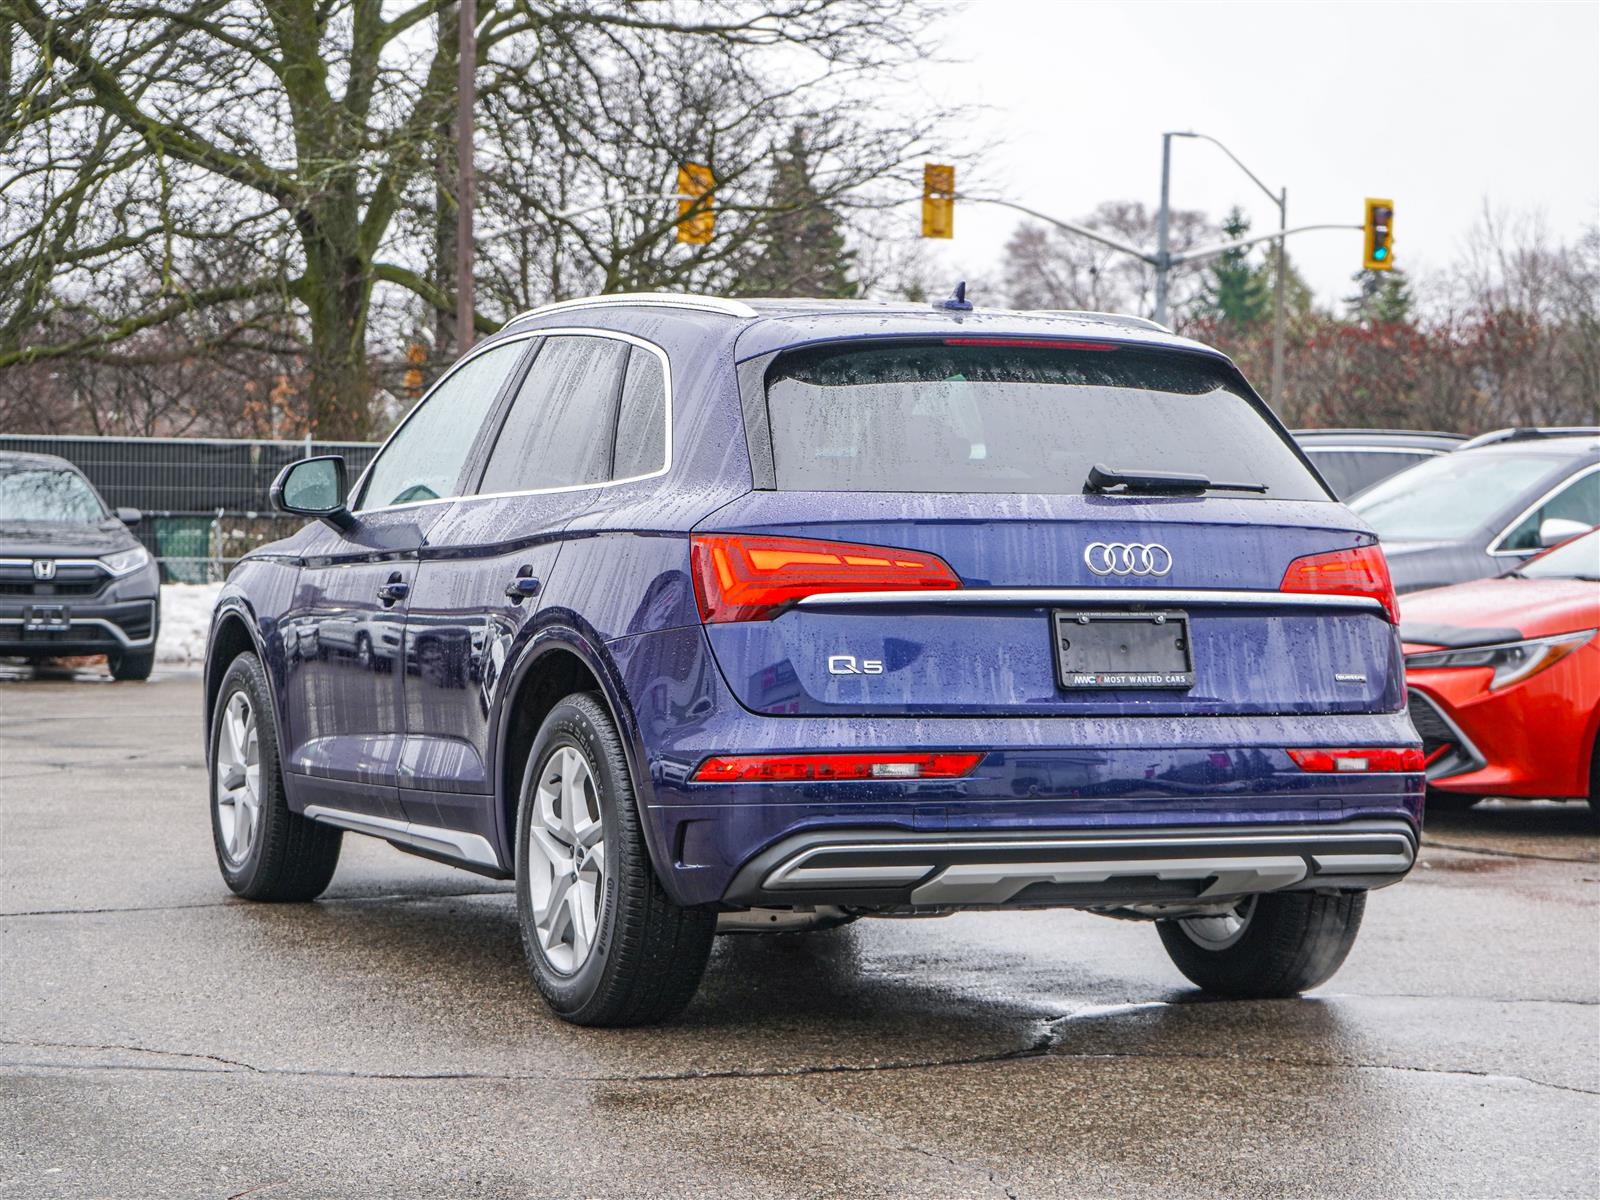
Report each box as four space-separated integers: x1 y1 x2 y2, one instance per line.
2 664 1596 1199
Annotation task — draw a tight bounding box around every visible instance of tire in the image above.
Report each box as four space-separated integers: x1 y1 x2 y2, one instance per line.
1156 890 1366 998
1425 788 1482 812
515 693 715 1026
209 652 342 901
109 649 155 681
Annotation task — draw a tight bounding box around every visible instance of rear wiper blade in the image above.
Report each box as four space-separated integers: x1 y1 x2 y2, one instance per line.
1085 462 1269 495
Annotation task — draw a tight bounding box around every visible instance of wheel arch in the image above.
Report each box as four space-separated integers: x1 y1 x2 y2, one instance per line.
493 624 672 889
203 600 273 768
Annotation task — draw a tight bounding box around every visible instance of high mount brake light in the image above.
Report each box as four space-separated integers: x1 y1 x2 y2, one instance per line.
1280 544 1399 623
694 752 984 783
690 534 960 623
1288 747 1424 773
942 338 1117 350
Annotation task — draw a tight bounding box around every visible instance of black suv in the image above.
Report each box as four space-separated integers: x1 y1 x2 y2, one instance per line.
0 451 160 679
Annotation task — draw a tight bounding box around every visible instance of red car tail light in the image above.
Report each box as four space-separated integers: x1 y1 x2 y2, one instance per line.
690 533 960 623
1280 544 1399 622
1288 747 1425 773
693 752 984 783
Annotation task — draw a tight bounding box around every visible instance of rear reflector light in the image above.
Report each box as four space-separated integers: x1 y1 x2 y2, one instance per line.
1288 747 1425 773
690 533 960 623
943 337 1117 350
694 752 983 783
1280 544 1399 623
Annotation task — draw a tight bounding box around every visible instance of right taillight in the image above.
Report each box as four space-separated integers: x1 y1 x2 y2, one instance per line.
690 533 960 623
1280 543 1399 622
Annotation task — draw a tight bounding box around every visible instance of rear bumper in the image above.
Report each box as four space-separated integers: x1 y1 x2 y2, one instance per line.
723 819 1418 909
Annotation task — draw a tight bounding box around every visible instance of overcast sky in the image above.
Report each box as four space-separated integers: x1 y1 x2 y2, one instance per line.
910 0 1600 311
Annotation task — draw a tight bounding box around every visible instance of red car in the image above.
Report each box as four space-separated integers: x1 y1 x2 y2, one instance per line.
1401 527 1600 812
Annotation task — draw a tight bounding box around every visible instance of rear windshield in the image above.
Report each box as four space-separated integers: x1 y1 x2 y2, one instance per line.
763 341 1325 498
1304 448 1436 499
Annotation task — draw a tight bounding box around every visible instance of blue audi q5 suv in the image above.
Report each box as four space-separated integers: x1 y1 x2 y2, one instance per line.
204 293 1423 1026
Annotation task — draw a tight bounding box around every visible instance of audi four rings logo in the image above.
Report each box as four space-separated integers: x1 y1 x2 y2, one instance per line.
1083 541 1173 577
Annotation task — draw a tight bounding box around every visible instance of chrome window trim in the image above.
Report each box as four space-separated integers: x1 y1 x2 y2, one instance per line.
505 292 758 326
1303 446 1447 457
350 326 674 515
795 587 1386 612
1485 461 1600 557
0 599 157 648
301 805 501 870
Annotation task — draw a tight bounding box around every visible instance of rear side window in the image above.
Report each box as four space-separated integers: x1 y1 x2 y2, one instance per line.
611 348 668 480
763 341 1324 499
479 335 630 494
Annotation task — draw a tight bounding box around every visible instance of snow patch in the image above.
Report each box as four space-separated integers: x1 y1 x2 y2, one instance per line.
157 582 225 665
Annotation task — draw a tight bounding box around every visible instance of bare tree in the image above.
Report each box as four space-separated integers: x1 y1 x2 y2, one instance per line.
1000 201 1215 319
1 0 946 438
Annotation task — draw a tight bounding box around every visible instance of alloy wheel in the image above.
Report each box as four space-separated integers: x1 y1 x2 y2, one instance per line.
1177 895 1258 951
525 744 607 974
214 690 261 866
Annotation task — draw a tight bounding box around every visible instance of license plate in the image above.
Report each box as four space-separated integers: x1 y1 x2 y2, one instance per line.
23 605 70 633
1053 610 1193 689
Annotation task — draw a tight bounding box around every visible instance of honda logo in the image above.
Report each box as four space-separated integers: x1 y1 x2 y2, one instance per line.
32 559 56 581
1083 542 1173 578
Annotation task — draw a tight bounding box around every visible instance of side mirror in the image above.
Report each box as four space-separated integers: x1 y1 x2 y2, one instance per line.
116 507 142 527
271 455 356 532
1538 516 1589 548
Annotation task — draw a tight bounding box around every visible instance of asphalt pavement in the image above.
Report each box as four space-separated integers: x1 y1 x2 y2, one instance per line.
2 663 1597 1199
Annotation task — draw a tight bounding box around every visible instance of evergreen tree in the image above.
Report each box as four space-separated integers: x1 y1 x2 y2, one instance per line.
733 127 858 299
1346 269 1415 323
1196 207 1271 326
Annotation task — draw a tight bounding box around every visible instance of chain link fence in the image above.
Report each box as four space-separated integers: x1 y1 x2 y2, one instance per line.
0 435 380 582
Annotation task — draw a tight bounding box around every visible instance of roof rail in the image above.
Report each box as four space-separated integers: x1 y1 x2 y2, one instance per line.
1458 426 1600 451
506 292 759 326
1030 309 1171 334
1290 428 1467 440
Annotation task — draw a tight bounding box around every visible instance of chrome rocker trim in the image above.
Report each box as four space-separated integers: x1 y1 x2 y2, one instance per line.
723 820 1418 910
302 806 501 871
796 588 1386 612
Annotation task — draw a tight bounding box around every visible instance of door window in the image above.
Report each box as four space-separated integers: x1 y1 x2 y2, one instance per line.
1498 467 1600 552
357 341 525 510
478 335 631 494
611 347 669 481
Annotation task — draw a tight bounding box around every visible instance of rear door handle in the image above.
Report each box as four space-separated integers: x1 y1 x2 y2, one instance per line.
505 568 541 602
377 581 410 605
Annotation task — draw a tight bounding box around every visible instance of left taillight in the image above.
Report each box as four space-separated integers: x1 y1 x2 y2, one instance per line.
1280 543 1399 623
690 533 960 623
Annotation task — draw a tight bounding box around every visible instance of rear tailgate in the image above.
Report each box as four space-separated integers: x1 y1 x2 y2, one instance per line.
696 491 1402 717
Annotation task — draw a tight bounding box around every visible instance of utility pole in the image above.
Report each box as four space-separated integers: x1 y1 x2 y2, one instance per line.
455 0 476 351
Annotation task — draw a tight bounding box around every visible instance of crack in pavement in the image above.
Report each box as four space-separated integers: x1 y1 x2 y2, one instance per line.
5 1034 1594 1099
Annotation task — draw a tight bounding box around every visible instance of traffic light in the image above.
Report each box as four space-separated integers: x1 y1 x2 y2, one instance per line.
922 163 955 239
676 163 715 245
1363 197 1395 271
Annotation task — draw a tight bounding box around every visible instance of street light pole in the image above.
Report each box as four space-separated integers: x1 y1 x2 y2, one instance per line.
455 0 476 351
1153 133 1177 328
1272 186 1287 407
1158 131 1291 402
